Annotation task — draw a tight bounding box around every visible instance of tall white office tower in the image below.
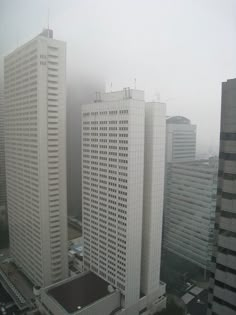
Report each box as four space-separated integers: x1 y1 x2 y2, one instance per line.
82 88 145 313
0 87 7 225
4 29 68 287
166 116 196 162
208 78 236 315
141 102 166 302
82 89 166 315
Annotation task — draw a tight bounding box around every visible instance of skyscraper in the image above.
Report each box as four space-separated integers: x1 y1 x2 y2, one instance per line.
208 78 236 315
82 89 145 312
166 116 196 163
81 89 166 314
4 29 68 287
163 158 218 271
141 102 166 299
0 86 7 226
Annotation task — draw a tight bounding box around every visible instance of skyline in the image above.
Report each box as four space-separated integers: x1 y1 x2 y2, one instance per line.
1 0 236 155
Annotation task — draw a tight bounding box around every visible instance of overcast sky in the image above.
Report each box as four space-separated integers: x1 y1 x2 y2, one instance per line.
1 0 236 154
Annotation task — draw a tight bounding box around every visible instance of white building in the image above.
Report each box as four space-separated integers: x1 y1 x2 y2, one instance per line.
166 116 196 163
4 29 68 287
81 89 166 315
163 158 218 270
208 78 236 315
141 102 166 301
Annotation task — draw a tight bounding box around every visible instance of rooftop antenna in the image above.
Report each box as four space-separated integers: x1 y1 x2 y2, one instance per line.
134 78 136 89
110 82 112 92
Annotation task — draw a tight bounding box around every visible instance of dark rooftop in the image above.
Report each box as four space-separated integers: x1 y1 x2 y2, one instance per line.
48 272 111 313
187 289 208 315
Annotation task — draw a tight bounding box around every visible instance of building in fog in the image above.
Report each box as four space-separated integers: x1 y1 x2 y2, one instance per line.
0 87 7 225
166 116 196 162
4 29 68 287
163 158 218 271
82 89 146 311
208 78 236 315
67 77 104 219
38 89 166 315
82 89 166 314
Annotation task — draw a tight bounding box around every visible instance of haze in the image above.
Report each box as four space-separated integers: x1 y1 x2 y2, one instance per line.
1 0 236 154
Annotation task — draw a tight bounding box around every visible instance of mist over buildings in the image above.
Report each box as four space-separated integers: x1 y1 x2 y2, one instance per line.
1 0 236 216
67 74 105 217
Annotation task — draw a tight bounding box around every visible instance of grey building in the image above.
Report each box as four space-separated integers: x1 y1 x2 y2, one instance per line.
163 158 218 270
166 116 196 163
208 78 236 315
0 86 7 226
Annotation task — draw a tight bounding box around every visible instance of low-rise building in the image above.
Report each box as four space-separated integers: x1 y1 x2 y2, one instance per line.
68 237 84 275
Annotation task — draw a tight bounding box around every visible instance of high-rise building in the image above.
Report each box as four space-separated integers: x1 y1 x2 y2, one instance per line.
0 86 7 226
208 78 236 315
163 158 218 271
4 29 68 287
141 102 166 299
82 89 145 312
81 89 166 314
166 116 196 163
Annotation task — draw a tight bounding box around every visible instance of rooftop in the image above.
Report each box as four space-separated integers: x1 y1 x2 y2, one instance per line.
187 289 208 315
166 116 191 125
181 286 208 315
47 272 113 313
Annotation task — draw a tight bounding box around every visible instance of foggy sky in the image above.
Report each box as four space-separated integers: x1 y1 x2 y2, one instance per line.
1 0 236 154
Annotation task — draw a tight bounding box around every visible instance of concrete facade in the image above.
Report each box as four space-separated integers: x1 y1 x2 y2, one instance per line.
163 158 218 269
4 30 68 287
208 78 236 315
0 87 7 225
81 89 166 315
141 102 166 298
82 89 145 311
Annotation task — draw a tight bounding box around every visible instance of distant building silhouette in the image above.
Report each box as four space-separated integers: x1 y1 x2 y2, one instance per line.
166 116 196 162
